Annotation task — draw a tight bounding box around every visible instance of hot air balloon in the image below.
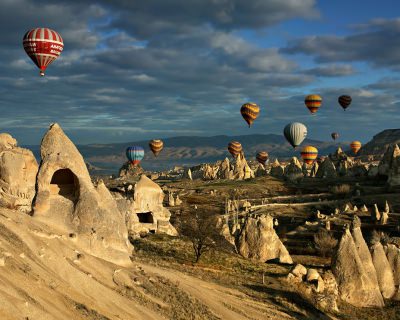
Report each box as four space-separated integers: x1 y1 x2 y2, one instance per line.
338 95 352 111
149 139 164 157
331 132 339 140
350 141 362 154
256 151 269 165
300 146 318 164
240 102 260 127
283 122 307 148
126 146 144 165
23 28 64 76
228 141 242 158
304 94 322 114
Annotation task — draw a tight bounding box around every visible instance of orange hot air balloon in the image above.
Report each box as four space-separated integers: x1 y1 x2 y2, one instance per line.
304 94 322 114
350 141 362 154
300 146 318 164
23 28 64 76
240 102 260 127
256 151 269 165
149 139 164 157
228 141 242 158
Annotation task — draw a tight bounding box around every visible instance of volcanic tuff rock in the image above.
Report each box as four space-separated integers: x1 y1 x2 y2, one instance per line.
238 215 292 264
32 123 130 265
0 133 38 212
270 159 285 178
316 157 337 179
119 162 145 178
360 129 400 156
332 228 385 307
284 157 303 182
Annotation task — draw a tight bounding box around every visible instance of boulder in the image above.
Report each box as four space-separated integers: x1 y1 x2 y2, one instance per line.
332 228 384 307
238 215 292 264
370 241 396 299
291 264 307 278
32 123 130 265
0 134 38 212
306 269 320 282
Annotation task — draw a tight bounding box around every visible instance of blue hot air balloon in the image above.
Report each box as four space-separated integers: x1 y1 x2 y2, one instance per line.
126 146 144 165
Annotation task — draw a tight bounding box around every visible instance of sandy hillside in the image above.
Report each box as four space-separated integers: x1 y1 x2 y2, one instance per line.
0 207 299 320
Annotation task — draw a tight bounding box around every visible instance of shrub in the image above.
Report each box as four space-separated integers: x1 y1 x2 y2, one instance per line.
330 184 351 196
314 229 338 257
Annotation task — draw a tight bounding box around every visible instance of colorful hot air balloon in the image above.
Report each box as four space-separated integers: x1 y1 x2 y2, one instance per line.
331 132 339 141
228 141 242 158
284 122 307 148
350 141 362 154
338 95 352 111
126 146 144 165
240 102 260 127
305 94 322 114
23 28 64 76
256 151 269 165
300 146 318 165
149 139 164 157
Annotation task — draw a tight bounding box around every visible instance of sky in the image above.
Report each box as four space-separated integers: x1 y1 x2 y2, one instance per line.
1 0 400 145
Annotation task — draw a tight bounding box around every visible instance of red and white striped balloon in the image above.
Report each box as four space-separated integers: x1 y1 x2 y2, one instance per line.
23 28 64 76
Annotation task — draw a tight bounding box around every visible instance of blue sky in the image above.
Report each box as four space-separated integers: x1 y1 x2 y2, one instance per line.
0 0 399 145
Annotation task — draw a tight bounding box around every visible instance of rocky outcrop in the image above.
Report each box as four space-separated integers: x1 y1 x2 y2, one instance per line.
123 175 177 237
284 157 303 182
370 241 396 299
238 215 292 264
316 158 337 179
385 244 400 287
270 159 284 178
32 123 130 265
332 227 384 307
119 162 145 179
0 133 38 212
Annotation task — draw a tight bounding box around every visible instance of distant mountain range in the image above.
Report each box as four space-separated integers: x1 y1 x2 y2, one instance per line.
24 129 400 174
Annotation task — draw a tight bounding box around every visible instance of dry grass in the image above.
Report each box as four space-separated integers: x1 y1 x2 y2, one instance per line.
330 184 352 196
313 229 338 258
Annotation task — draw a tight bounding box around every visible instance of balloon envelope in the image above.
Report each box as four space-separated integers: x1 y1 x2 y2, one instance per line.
304 94 322 114
284 122 307 148
331 132 339 140
23 28 64 76
228 141 242 158
149 139 164 157
338 95 352 110
350 141 362 154
240 102 260 127
300 146 318 164
126 146 144 165
256 151 269 165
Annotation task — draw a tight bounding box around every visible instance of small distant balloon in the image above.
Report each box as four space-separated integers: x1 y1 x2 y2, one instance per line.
331 132 339 140
256 151 269 165
228 141 242 158
240 102 260 127
338 95 352 111
126 146 144 165
300 146 318 164
304 94 322 114
149 139 164 157
284 122 307 148
23 28 64 76
350 141 362 154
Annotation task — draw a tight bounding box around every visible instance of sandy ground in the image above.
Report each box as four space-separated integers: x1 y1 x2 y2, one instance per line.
0 207 298 320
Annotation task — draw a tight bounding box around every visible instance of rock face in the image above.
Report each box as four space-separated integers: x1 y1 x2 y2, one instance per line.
0 134 38 212
316 158 337 179
238 215 292 264
270 159 285 178
32 123 130 264
377 144 400 186
332 227 384 307
370 241 396 299
386 244 400 287
126 175 177 237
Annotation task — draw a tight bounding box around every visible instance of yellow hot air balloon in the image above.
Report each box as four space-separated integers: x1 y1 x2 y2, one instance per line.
300 145 318 164
240 102 260 127
149 139 164 157
304 94 322 114
350 141 362 154
228 141 242 158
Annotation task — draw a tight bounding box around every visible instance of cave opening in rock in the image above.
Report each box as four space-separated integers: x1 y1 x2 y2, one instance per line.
137 212 154 224
50 168 79 200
